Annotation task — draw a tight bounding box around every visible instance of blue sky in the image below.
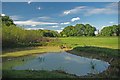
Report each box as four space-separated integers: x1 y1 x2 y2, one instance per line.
2 2 118 32
2 0 120 2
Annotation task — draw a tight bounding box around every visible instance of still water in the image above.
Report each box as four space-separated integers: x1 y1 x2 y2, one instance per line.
13 52 110 76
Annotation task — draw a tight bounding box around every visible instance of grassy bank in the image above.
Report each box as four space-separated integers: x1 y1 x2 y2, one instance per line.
1 46 67 57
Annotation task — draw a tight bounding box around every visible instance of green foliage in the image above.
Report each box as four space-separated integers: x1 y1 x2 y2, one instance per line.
60 26 75 37
60 24 96 37
2 16 59 49
2 25 60 49
1 15 15 26
43 30 60 37
100 25 119 36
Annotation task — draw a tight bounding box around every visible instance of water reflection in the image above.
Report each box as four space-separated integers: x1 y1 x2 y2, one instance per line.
13 52 110 76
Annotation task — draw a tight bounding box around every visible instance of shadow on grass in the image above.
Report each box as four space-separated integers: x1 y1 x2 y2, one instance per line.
70 46 120 57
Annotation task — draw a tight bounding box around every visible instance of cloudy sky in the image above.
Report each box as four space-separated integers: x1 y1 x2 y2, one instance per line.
2 2 118 32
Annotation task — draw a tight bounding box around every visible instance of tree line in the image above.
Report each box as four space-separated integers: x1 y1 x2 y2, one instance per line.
1 15 119 49
60 24 119 37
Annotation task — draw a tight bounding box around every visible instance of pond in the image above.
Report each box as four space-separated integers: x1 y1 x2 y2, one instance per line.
13 52 110 76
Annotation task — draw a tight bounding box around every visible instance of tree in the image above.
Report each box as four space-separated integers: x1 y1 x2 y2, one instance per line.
2 15 60 49
60 26 75 37
100 25 119 36
75 24 85 36
43 30 59 37
1 15 15 26
84 24 96 36
60 24 96 37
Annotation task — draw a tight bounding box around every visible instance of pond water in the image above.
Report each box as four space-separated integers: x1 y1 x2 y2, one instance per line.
13 52 110 76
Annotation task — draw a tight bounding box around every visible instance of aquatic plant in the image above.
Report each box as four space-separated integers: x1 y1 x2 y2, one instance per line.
90 60 96 70
38 56 45 62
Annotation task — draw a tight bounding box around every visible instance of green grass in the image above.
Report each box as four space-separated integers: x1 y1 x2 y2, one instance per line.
59 37 119 49
71 46 120 57
3 70 75 78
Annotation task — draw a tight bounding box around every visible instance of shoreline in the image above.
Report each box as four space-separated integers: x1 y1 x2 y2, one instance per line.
66 48 119 78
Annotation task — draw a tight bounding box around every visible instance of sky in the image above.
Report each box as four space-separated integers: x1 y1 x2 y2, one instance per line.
2 2 118 33
1 0 120 2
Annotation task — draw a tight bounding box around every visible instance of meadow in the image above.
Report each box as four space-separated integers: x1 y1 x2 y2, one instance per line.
2 37 119 57
59 37 119 49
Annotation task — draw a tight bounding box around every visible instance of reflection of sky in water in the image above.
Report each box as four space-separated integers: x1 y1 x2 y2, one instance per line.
13 52 110 76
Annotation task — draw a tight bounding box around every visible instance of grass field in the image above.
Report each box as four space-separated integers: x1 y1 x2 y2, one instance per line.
59 37 119 49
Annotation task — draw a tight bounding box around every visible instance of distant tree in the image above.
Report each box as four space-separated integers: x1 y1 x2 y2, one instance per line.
60 26 75 37
43 30 59 37
1 15 15 26
100 25 119 36
84 24 96 36
75 24 85 36
60 24 96 37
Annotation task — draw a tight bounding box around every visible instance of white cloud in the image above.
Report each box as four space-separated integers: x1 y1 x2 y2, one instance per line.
56 30 62 33
1 14 5 16
63 6 86 15
71 17 80 22
61 27 64 30
38 16 50 19
63 3 117 16
61 22 70 25
109 21 114 24
51 26 59 28
10 15 23 20
31 24 36 27
63 11 71 15
14 20 58 26
29 16 50 21
85 3 117 16
25 28 44 30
